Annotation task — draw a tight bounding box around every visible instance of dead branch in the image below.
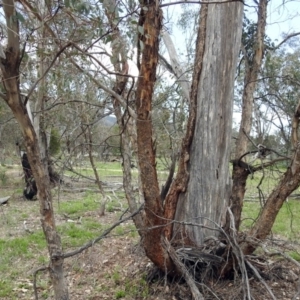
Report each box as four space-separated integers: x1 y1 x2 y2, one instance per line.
245 260 276 300
163 237 205 300
60 204 143 259
33 266 48 300
0 196 10 205
263 247 300 269
227 207 251 300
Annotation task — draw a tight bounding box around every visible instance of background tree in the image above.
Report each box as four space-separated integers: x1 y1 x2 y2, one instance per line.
0 1 68 298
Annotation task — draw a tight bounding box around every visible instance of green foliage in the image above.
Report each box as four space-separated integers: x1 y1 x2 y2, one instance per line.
289 251 300 261
242 15 274 65
49 128 61 156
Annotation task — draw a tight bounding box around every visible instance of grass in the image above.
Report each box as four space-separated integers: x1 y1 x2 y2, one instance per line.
242 199 300 241
1 161 300 298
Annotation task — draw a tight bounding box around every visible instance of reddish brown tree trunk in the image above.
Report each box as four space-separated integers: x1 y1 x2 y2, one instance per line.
135 0 175 271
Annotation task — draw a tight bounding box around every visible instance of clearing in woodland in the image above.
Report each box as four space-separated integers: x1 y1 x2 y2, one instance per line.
1 163 300 299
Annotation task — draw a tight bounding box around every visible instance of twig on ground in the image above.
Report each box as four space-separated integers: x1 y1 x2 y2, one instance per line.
33 266 49 300
227 207 251 300
245 260 276 300
163 237 205 300
263 246 300 269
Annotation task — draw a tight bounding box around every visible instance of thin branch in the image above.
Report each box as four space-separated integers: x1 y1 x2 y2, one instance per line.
271 32 300 51
163 237 205 300
60 205 144 259
25 42 73 105
160 0 245 7
245 260 276 300
33 266 49 300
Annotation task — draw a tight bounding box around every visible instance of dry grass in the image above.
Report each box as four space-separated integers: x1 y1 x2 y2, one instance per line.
1 164 300 299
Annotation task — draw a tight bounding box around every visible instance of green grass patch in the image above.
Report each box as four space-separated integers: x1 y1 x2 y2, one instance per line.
115 290 126 299
0 279 14 297
242 199 300 240
289 251 300 261
58 222 100 247
0 231 46 261
56 193 100 216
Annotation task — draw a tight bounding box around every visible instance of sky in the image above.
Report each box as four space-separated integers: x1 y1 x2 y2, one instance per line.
261 0 300 42
161 0 300 131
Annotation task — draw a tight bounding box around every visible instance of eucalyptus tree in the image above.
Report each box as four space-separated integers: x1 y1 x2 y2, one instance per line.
3 0 300 298
0 1 69 298
257 44 300 153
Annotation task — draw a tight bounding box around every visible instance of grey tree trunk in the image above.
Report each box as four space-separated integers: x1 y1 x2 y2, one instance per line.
173 3 244 245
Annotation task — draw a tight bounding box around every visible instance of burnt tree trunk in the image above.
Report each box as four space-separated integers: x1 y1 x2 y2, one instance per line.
0 1 68 299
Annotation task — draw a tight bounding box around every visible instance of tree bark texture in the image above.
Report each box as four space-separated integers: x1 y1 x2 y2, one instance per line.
163 5 208 242
173 2 244 245
230 0 267 230
135 0 175 271
0 1 68 299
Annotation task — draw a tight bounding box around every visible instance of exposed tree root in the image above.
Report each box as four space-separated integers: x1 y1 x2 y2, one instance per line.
154 216 300 300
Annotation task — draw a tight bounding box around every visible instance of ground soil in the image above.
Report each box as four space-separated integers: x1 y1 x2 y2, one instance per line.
1 168 300 299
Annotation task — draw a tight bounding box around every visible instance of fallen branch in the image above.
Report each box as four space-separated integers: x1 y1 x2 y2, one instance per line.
245 260 276 300
163 237 205 300
0 196 10 205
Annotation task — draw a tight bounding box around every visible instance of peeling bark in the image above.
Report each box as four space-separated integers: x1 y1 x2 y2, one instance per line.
135 0 176 271
163 5 208 242
171 3 243 245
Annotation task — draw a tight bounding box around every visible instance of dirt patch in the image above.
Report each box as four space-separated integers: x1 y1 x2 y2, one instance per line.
1 169 300 299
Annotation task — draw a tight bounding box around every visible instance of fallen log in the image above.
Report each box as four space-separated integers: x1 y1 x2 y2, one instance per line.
0 196 10 205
